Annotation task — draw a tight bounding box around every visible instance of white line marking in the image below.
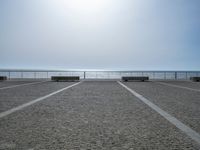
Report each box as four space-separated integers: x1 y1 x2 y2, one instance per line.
156 82 200 92
118 81 200 145
0 81 48 90
0 82 82 119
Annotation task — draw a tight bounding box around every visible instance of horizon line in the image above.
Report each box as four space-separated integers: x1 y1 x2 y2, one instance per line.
0 68 200 72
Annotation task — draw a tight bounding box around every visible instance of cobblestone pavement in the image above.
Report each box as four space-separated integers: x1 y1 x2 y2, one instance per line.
0 81 200 149
0 81 75 112
0 81 41 88
124 81 200 133
158 80 200 90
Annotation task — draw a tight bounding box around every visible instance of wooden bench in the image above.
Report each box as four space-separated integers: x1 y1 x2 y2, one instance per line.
0 76 7 81
122 76 149 82
190 77 200 82
51 76 80 82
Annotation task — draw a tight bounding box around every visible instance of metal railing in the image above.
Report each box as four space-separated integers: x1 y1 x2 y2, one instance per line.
0 69 200 80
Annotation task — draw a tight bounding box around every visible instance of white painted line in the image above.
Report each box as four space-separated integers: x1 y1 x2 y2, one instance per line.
0 82 82 119
118 81 200 145
0 81 48 90
156 82 200 92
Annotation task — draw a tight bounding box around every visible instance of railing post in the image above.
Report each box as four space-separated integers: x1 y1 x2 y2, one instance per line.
175 72 177 80
84 71 86 79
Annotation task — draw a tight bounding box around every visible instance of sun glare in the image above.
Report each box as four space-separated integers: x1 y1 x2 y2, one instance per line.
59 0 108 13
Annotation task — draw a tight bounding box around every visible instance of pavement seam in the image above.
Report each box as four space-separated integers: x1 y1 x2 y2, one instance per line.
117 81 200 145
155 82 200 92
0 82 82 119
0 81 49 90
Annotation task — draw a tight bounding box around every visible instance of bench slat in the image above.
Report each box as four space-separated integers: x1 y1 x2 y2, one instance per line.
51 76 80 82
190 77 200 82
122 76 149 82
0 76 7 81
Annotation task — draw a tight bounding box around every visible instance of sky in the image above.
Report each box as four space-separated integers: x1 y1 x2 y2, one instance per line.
0 0 200 71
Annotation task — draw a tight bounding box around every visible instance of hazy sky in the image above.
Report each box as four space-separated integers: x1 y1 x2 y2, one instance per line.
0 0 200 70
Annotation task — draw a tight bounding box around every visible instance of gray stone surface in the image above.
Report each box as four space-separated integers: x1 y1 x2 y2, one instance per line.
160 80 200 90
0 81 199 149
0 81 39 88
0 81 74 112
124 81 200 133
